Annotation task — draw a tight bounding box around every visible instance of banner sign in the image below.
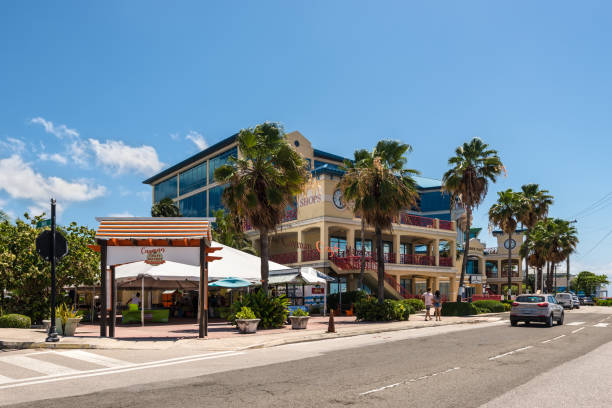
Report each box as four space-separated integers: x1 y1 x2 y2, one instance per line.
107 246 200 266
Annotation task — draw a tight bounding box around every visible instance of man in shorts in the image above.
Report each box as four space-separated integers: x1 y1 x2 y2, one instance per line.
423 288 434 321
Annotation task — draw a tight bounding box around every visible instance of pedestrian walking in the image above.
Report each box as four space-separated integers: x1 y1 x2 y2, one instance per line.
423 288 434 321
433 290 442 321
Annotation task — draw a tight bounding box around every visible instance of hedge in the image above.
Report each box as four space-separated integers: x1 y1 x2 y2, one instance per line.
472 300 506 313
0 314 31 328
441 302 478 316
595 299 612 306
403 298 425 312
354 298 411 321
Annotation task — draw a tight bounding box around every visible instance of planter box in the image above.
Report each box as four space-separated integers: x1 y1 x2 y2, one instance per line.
63 317 82 337
289 316 309 330
236 318 260 334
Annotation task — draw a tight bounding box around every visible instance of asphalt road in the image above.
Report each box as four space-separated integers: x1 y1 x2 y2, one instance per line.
2 308 611 408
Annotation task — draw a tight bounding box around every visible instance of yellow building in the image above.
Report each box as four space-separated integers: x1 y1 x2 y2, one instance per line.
144 130 461 300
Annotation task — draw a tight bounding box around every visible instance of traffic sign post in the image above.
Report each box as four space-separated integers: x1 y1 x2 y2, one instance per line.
34 199 69 343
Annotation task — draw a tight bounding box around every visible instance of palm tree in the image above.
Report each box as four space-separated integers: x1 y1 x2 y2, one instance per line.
151 197 181 217
546 219 578 292
338 148 372 291
489 189 527 298
211 209 257 255
339 140 420 303
442 138 504 301
519 184 554 289
214 122 308 292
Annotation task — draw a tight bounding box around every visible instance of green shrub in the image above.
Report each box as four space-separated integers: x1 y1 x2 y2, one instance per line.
230 290 289 329
291 308 309 317
595 299 612 306
235 307 256 320
502 302 512 312
327 290 368 311
309 305 321 314
0 313 31 328
354 298 410 321
403 298 425 311
472 300 506 313
441 302 478 316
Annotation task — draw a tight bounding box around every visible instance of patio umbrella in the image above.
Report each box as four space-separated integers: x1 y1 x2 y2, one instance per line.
209 277 253 288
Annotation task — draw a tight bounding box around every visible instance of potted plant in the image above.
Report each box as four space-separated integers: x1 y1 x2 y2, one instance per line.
235 307 260 334
57 304 82 336
289 308 310 329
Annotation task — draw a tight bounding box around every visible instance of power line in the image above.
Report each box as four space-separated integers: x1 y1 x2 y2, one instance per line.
572 191 612 219
577 227 612 260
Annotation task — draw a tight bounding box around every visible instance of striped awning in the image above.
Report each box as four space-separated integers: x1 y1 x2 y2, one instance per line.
95 217 212 243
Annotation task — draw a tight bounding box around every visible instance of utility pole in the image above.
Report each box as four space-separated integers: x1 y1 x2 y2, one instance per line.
567 220 577 292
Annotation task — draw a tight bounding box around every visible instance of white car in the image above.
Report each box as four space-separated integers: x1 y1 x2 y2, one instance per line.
555 293 573 309
510 294 564 327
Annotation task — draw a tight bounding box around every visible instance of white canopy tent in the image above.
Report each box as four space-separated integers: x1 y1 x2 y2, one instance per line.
113 241 291 325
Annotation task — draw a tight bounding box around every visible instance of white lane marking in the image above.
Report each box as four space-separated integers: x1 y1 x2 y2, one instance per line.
59 350 128 368
0 375 13 385
572 327 585 334
541 334 566 344
566 321 585 326
594 323 609 328
0 355 79 376
360 367 460 396
0 351 245 389
489 346 533 360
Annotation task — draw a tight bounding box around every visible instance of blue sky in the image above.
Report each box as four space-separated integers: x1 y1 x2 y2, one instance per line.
1 1 611 284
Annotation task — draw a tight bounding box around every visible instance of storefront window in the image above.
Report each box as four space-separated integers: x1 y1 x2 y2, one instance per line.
486 261 498 277
179 162 206 196
179 191 206 217
467 258 479 274
329 237 347 255
355 239 372 252
154 176 177 203
439 282 450 297
208 184 226 216
208 147 237 184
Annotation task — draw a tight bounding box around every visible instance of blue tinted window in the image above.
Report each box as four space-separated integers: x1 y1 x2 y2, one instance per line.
179 162 206 196
209 147 237 183
179 191 206 217
329 237 347 253
208 184 226 216
313 160 342 171
467 258 479 274
154 176 177 202
419 191 451 212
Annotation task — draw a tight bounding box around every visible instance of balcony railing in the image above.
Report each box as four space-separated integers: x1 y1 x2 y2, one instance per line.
400 254 436 266
301 248 320 262
269 252 298 265
438 220 453 230
439 257 453 267
399 213 435 228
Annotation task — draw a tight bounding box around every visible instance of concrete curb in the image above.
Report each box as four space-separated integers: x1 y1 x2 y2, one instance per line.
0 316 503 351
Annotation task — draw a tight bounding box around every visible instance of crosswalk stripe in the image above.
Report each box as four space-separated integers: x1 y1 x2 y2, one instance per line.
59 350 127 368
566 321 585 326
0 355 79 376
594 323 609 328
0 374 13 384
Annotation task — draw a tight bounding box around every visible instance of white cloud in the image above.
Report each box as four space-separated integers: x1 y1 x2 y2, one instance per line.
170 133 180 141
88 139 164 176
0 155 106 210
109 211 134 217
39 152 68 165
0 137 26 154
186 131 208 150
67 140 90 167
31 117 79 139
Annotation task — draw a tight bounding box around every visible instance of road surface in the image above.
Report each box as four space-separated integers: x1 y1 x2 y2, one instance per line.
1 307 611 407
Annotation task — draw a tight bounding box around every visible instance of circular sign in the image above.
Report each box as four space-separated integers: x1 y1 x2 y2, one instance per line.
332 189 345 209
504 238 517 250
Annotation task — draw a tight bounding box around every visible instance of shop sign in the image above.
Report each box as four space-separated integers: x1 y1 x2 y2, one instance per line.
311 287 325 294
107 246 200 266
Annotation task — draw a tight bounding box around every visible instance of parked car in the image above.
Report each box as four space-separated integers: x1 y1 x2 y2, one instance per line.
580 297 595 306
511 294 564 327
555 293 573 309
571 294 580 309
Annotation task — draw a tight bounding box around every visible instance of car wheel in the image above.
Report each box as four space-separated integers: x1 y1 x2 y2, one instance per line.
546 314 553 327
510 320 518 327
524 321 530 325
557 312 564 325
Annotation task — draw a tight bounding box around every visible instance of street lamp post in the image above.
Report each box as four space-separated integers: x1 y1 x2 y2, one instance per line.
46 199 59 343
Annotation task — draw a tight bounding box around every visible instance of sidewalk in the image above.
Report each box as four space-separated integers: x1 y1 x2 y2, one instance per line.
0 312 504 351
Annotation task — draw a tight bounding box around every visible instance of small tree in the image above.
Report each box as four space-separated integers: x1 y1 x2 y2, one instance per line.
571 271 609 297
151 197 181 217
211 209 256 255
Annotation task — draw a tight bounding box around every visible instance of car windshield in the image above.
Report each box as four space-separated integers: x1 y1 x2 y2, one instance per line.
556 294 570 298
516 296 545 303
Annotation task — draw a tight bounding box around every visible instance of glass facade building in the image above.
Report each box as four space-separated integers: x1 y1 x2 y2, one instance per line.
179 162 206 196
208 185 225 216
154 176 177 203
208 147 237 184
179 191 206 217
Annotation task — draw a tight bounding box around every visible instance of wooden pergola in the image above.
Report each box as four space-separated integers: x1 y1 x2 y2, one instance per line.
91 217 221 338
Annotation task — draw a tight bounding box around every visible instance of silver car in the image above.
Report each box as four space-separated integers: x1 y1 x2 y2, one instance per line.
555 293 573 309
510 294 564 327
571 294 580 309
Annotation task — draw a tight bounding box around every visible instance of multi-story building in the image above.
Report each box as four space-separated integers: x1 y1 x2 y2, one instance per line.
143 131 460 300
464 229 527 296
